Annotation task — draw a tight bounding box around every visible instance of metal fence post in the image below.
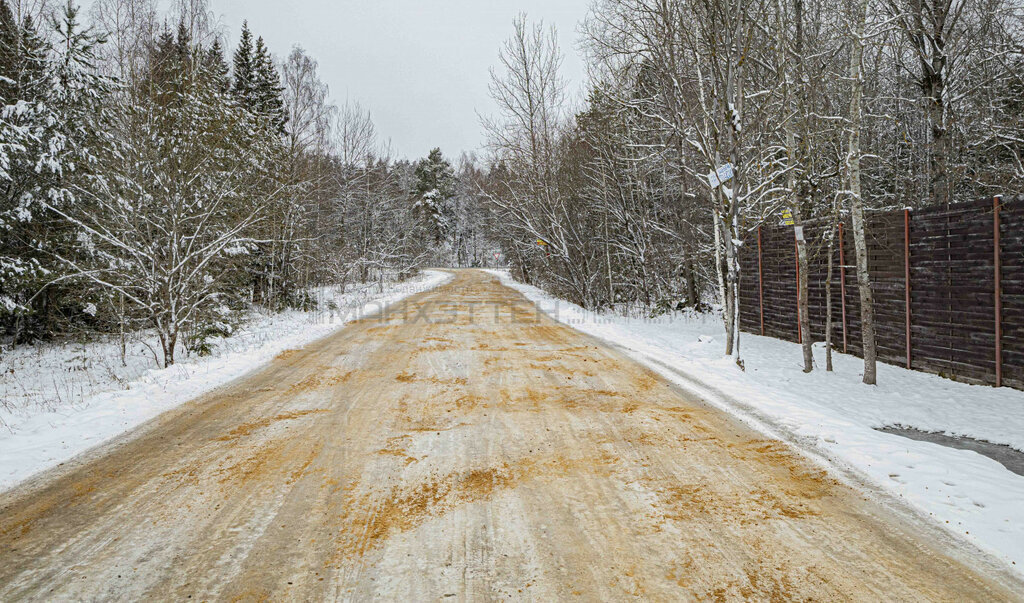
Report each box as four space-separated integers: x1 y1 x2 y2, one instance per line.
758 226 765 336
838 222 848 354
905 209 912 369
795 234 801 344
995 196 1003 387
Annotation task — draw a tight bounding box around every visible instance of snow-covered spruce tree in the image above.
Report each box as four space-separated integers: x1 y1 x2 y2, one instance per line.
250 38 298 308
228 24 298 309
1 2 113 341
230 25 287 134
53 25 279 366
252 35 287 135
0 0 19 84
204 38 230 94
412 147 457 247
0 0 43 324
230 20 255 109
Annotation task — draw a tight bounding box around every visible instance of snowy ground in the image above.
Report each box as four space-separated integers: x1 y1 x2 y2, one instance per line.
0 270 452 492
486 269 1024 575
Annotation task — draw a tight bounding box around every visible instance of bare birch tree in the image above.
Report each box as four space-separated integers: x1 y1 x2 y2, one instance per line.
847 0 878 384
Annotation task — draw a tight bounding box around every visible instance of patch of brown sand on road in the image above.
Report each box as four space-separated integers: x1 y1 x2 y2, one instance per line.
154 437 326 507
217 409 329 441
286 370 353 395
274 349 302 362
393 371 467 387
332 451 618 563
0 497 58 539
375 435 419 466
652 479 822 526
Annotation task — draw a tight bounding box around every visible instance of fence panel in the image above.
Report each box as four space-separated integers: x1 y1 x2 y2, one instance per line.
738 228 763 335
739 196 1024 389
1000 197 1024 388
761 224 800 342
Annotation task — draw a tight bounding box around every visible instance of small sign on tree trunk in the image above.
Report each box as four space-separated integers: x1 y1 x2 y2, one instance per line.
707 163 735 188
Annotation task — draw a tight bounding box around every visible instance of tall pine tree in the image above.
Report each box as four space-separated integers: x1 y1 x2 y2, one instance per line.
230 23 286 135
1 9 52 324
412 148 457 244
204 39 230 94
0 0 18 100
0 2 113 337
231 21 255 109
253 35 286 134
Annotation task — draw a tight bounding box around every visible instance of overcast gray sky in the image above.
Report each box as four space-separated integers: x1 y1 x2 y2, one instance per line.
210 0 591 161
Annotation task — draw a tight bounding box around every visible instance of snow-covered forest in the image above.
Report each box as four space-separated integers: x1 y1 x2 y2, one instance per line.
0 0 493 367
482 2 1024 382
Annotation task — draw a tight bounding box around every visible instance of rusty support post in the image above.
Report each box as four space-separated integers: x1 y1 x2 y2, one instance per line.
795 235 802 344
838 222 848 354
995 196 1003 388
904 209 912 369
758 226 765 336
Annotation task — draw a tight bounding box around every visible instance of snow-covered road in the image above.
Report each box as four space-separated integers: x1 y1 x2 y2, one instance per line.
1 270 1018 600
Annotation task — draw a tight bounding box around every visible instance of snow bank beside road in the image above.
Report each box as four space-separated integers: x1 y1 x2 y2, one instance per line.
486 269 1024 574
0 270 452 493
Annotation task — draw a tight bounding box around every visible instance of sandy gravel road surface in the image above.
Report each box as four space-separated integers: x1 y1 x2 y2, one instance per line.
1 270 1020 601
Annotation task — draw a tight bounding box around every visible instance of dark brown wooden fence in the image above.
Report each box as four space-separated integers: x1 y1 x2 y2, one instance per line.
738 195 1024 389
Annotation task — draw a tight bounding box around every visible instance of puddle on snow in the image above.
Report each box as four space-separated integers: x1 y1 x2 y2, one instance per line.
877 426 1024 477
